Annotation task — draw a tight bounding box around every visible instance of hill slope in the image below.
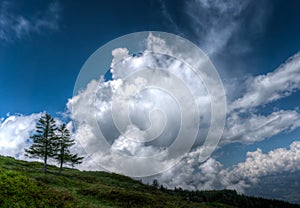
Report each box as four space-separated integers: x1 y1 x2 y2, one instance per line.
0 155 299 208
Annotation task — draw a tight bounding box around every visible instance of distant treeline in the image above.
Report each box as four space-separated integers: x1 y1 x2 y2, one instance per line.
155 181 300 208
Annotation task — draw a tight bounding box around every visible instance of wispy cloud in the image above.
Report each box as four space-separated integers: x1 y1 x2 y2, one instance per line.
1 29 300 200
221 51 300 145
0 1 62 42
223 110 300 144
160 0 271 56
230 52 300 112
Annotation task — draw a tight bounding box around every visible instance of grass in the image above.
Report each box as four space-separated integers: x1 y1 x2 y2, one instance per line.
0 155 229 208
0 155 298 208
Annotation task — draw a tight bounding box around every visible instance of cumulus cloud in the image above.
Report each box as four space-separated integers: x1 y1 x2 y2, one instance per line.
64 32 300 203
235 141 300 178
2 111 299 195
0 113 77 166
155 147 224 190
0 113 41 159
0 1 62 41
223 140 300 191
68 32 300 180
68 33 222 176
1 30 300 196
155 140 300 193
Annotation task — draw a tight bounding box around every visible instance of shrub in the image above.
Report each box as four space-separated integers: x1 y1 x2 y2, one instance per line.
0 169 75 208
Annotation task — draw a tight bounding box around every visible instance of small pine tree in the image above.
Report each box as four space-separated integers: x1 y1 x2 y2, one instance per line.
54 124 83 175
152 179 159 189
25 113 57 174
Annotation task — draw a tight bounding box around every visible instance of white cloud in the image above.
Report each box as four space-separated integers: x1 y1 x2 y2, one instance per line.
0 113 76 166
0 113 41 159
155 148 224 190
0 1 62 41
161 0 270 56
1 112 299 195
111 48 129 70
1 28 300 198
223 110 300 144
68 33 222 176
69 32 300 180
155 140 300 193
219 51 300 145
230 52 300 111
224 141 300 190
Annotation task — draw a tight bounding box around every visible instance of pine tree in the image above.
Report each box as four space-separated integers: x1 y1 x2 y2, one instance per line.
25 113 57 174
152 179 159 189
55 124 83 175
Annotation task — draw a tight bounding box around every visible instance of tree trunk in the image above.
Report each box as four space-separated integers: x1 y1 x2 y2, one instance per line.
58 146 64 175
43 154 47 174
58 159 63 175
43 138 48 174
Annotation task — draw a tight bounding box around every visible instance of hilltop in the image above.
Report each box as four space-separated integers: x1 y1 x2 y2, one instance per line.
0 155 299 208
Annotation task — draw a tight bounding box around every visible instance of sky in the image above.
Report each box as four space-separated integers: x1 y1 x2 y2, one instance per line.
1 0 300 204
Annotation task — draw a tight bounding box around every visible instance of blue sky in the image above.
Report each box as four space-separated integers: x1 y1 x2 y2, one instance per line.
0 0 168 115
1 0 300 115
1 0 300 204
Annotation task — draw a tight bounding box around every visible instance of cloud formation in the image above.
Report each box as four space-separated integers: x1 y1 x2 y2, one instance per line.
68 33 218 176
0 113 41 159
0 112 77 167
230 52 300 111
0 1 62 41
230 141 300 180
155 140 300 193
2 112 298 195
67 32 300 180
1 29 300 198
161 0 271 56
223 110 300 144
221 51 300 145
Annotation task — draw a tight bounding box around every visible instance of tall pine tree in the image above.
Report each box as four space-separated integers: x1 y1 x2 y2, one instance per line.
25 113 57 174
55 124 83 175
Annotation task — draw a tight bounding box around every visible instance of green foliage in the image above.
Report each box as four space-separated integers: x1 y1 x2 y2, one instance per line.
25 114 84 175
54 124 83 175
152 179 159 189
0 155 299 208
25 113 58 173
162 187 300 208
0 169 75 208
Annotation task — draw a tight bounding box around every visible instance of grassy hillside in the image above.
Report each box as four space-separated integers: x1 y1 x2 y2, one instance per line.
0 155 299 208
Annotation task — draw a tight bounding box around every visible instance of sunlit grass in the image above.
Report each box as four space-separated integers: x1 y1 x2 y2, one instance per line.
0 155 218 208
1 155 297 208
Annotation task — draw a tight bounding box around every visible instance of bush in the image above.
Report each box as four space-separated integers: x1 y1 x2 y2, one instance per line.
0 169 74 208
